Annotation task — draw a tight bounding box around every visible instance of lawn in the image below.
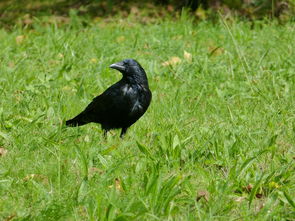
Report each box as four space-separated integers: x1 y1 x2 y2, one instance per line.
0 14 294 220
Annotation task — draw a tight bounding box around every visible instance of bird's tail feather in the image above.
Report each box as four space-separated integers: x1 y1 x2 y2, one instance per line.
66 114 88 127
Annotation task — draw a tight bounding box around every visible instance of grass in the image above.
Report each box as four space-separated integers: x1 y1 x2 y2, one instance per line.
0 13 294 220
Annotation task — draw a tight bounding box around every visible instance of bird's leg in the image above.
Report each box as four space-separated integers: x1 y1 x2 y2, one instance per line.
120 128 128 138
103 130 108 139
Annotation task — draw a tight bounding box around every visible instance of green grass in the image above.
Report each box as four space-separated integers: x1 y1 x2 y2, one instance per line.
0 14 294 220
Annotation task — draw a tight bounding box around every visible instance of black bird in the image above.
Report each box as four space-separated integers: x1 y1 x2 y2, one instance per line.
66 59 152 137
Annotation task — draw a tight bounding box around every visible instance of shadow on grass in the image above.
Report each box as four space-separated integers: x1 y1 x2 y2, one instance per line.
0 0 141 28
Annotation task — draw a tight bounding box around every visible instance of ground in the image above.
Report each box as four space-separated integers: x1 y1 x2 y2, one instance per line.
0 14 294 220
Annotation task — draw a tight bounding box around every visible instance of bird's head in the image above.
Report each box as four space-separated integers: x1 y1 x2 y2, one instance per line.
109 59 148 83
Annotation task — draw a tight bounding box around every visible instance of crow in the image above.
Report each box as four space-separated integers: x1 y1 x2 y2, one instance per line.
66 59 152 138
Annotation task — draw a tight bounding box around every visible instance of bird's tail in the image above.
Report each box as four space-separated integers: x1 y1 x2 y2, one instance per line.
66 114 88 127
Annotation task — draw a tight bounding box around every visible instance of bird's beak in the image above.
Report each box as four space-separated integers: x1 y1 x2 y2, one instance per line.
109 62 126 72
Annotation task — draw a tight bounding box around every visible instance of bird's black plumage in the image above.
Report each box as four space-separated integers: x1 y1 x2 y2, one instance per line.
66 59 152 137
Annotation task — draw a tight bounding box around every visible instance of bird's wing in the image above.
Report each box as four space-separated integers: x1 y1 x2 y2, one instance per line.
80 82 129 123
129 86 152 117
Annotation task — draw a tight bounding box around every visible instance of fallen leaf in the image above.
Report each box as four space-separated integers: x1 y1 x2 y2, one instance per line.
196 190 209 202
48 60 59 65
84 135 90 142
116 36 125 43
0 147 8 157
172 35 183 40
88 167 104 178
243 184 253 192
167 5 174 12
77 205 87 218
255 202 265 212
57 53 64 58
195 7 207 20
130 6 139 15
22 14 33 25
269 181 280 189
23 174 38 181
256 193 263 198
24 18 33 25
234 196 246 202
48 16 70 25
161 56 181 66
8 62 15 68
184 50 192 62
108 178 123 191
62 86 77 92
23 174 48 184
115 178 123 191
16 35 25 44
90 58 98 64
4 214 16 221
208 46 224 56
